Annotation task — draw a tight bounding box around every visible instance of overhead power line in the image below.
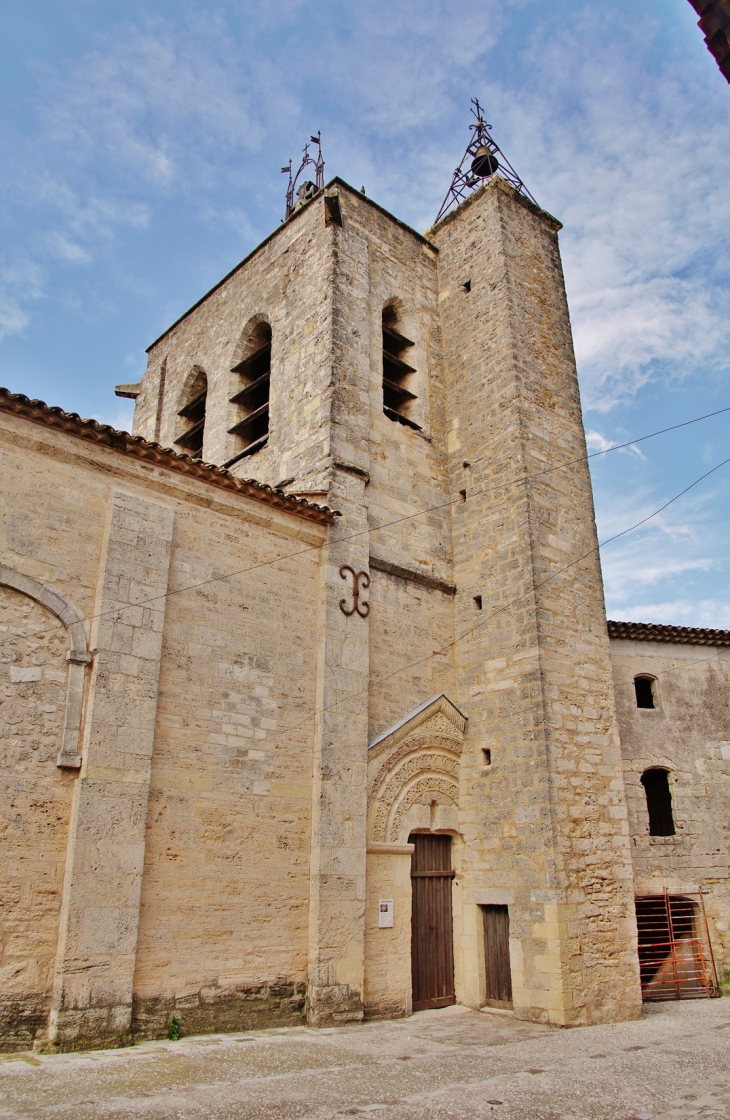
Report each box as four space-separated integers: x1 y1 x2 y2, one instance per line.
32 402 730 638
268 452 730 738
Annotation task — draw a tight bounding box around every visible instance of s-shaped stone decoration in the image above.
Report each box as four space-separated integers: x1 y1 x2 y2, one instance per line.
339 565 370 618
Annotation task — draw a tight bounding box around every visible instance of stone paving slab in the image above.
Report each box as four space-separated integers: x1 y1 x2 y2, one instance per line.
0 1000 729 1119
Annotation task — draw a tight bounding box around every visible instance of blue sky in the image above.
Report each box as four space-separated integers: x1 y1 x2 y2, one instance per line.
1 0 729 626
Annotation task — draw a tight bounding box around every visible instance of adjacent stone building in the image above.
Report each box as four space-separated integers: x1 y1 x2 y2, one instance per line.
1 172 728 1053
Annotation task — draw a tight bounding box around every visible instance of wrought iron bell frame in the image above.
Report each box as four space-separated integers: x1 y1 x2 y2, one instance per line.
434 98 537 225
282 132 325 221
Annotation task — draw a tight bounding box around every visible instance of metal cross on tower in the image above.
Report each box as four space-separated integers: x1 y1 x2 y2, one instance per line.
282 132 325 221
434 99 537 225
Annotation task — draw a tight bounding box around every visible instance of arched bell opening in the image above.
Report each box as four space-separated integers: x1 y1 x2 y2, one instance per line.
228 317 272 462
381 300 421 432
174 366 208 458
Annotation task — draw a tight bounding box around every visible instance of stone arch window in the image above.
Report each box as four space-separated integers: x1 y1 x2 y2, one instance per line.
382 303 421 431
228 318 271 459
641 768 675 836
0 565 90 768
634 674 658 709
175 366 207 458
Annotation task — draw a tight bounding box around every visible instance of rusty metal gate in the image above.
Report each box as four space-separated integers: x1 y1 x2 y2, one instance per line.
635 889 720 1001
410 834 455 1011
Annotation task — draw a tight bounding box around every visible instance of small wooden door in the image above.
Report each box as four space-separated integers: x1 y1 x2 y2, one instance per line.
410 834 455 1011
482 904 513 1008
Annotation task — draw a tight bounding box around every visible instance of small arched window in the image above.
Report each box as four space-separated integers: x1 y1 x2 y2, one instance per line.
382 305 420 431
229 320 271 457
641 768 675 836
634 675 657 709
175 368 207 458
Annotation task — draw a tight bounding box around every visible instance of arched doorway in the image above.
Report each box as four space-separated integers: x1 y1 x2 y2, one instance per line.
364 694 466 1020
409 833 455 1011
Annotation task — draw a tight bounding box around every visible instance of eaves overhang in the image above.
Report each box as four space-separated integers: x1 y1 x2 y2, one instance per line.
607 619 730 648
0 387 334 525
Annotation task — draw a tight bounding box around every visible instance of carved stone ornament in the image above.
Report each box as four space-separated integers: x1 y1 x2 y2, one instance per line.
366 694 467 844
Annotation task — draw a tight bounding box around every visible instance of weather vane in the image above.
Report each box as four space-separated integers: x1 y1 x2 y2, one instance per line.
282 132 325 221
433 98 536 225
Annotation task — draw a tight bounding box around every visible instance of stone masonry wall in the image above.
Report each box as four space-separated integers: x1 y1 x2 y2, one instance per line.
0 588 75 1051
331 189 457 741
137 191 336 495
138 182 458 744
0 408 327 1048
430 179 641 1025
135 184 462 1024
611 638 730 982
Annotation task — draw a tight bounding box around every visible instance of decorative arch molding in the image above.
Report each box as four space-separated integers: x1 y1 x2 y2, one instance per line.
367 694 466 844
0 565 91 769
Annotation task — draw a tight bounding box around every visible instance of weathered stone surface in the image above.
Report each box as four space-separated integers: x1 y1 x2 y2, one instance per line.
429 179 641 1025
610 636 730 981
0 588 74 1050
2 173 726 1054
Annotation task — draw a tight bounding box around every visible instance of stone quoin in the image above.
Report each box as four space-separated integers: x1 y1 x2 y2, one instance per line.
1 170 728 1053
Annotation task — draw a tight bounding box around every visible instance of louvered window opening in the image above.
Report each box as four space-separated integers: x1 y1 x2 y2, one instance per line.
636 890 720 1001
383 314 421 431
175 386 207 458
229 332 271 457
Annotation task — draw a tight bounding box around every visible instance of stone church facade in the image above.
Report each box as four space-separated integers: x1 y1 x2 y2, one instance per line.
1 175 728 1053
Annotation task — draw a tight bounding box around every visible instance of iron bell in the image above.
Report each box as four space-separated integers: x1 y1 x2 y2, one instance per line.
471 145 499 178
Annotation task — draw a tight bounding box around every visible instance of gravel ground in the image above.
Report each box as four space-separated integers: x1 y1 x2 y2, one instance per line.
1 999 729 1120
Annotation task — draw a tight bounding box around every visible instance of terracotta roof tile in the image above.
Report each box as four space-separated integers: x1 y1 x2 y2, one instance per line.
607 619 730 647
687 0 730 82
0 387 334 525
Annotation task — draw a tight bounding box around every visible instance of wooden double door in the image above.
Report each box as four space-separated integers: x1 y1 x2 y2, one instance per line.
410 834 455 1011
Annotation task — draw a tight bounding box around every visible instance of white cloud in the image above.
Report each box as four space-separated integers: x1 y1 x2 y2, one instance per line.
586 428 645 460
0 259 43 342
609 599 730 629
478 8 730 413
595 470 729 623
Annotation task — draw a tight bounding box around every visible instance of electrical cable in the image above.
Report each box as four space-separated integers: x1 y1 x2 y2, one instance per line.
28 403 730 639
260 452 730 738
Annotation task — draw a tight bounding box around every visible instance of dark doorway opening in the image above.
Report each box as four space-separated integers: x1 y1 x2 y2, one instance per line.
410 834 455 1011
481 904 513 1008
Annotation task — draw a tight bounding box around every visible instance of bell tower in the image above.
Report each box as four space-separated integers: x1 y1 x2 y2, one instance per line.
127 113 642 1029
428 114 642 1023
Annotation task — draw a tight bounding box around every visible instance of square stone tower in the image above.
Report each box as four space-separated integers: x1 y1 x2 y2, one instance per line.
130 172 641 1027
430 182 641 1024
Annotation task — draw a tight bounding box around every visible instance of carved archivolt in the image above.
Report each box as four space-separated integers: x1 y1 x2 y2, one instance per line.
390 775 460 842
370 733 462 806
367 694 466 844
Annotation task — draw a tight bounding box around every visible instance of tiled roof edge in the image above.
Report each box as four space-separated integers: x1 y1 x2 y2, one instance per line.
607 619 730 648
0 387 334 525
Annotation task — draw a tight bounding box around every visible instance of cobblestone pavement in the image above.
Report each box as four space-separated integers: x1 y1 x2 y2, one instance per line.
1 999 729 1120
